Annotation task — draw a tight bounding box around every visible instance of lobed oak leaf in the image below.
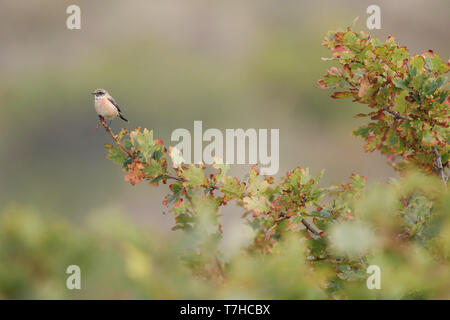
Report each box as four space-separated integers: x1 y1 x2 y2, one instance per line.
183 165 206 188
243 196 270 216
105 144 129 166
220 176 245 201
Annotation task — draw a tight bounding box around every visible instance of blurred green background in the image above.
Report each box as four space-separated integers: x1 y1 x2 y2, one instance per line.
0 0 448 299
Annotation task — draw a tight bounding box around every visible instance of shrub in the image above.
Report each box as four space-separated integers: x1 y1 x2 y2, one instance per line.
101 26 449 299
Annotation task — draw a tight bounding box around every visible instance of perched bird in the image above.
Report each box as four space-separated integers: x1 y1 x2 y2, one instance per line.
92 88 128 124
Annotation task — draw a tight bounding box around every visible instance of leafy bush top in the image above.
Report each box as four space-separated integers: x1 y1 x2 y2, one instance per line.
318 27 449 176
99 27 449 299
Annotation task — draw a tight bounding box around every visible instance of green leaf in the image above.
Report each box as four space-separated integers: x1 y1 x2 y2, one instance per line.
353 126 371 138
243 196 270 215
148 175 166 185
387 130 399 147
105 144 128 166
338 264 366 281
183 165 206 188
392 47 409 67
300 167 311 185
220 176 245 201
350 174 366 191
437 91 449 104
393 78 410 91
343 32 357 46
213 158 230 180
425 53 449 73
130 128 162 162
143 159 165 178
421 130 436 146
393 91 408 113
423 77 445 96
410 56 424 74
310 210 331 218
247 167 270 196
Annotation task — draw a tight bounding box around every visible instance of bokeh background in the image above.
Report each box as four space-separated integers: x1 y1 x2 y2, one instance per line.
0 0 448 298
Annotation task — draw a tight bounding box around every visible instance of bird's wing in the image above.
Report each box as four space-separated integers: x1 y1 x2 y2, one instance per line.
108 97 123 113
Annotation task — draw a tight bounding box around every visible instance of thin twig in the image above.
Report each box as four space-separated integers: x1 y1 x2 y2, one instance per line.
149 174 186 183
309 256 330 261
166 175 186 182
98 116 134 158
274 215 289 223
275 215 322 236
383 108 410 121
432 146 448 188
99 117 191 184
301 218 322 236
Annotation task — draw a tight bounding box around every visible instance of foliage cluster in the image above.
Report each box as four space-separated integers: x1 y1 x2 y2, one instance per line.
99 27 449 298
1 27 448 299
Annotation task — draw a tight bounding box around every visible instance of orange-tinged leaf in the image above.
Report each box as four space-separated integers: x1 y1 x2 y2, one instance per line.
124 161 146 186
358 74 371 98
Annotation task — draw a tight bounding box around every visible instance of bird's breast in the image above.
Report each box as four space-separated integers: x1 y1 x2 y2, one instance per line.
95 97 118 119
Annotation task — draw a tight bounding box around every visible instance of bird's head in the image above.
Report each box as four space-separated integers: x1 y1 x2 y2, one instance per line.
92 88 108 99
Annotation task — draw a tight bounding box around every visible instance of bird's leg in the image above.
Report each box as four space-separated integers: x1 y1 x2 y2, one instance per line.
107 119 112 129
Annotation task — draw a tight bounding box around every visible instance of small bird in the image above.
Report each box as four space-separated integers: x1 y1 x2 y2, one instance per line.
92 88 128 125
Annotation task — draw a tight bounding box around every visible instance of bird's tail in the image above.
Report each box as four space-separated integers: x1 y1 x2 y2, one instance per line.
119 113 128 122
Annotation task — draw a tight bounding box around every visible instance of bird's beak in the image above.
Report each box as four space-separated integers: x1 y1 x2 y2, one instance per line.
91 92 96 95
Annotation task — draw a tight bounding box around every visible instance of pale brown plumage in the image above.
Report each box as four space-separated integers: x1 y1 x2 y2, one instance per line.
92 88 128 122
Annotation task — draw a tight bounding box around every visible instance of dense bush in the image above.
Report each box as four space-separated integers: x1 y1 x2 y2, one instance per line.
1 27 448 299
102 26 449 299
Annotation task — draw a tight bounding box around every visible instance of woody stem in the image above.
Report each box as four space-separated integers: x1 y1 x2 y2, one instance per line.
98 116 134 158
432 146 448 189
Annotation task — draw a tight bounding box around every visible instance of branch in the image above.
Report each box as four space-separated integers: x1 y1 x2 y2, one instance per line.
98 116 134 158
98 118 219 188
379 109 448 188
308 256 330 261
165 175 186 182
274 215 289 223
432 146 448 188
383 108 410 121
301 218 322 236
148 174 186 183
275 215 322 236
